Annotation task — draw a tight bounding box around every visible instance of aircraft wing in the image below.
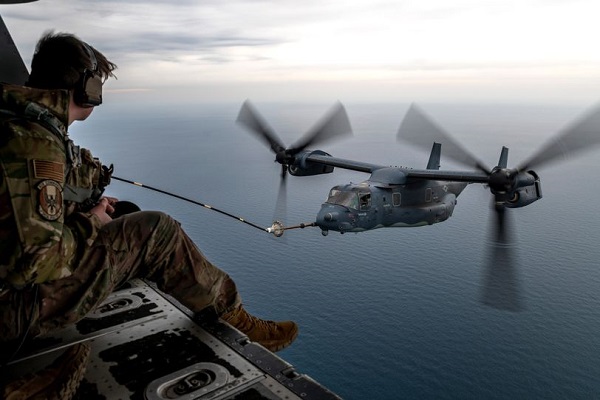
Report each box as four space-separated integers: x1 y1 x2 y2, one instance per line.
405 169 489 183
305 153 490 183
305 152 386 173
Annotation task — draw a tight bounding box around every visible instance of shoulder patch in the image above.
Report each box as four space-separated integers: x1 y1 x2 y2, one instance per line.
33 160 64 183
37 179 63 221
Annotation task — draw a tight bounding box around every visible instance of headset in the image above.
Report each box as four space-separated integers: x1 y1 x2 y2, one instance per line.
73 42 103 107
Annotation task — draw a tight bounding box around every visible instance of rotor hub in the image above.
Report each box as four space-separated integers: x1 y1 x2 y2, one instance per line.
276 150 297 167
489 167 517 194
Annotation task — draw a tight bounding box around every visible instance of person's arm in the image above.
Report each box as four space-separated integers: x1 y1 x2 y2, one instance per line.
1 129 104 286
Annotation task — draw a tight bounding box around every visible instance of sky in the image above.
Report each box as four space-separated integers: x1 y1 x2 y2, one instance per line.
2 0 600 105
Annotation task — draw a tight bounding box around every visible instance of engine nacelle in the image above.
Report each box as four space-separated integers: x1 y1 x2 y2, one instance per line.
289 150 334 176
505 171 543 208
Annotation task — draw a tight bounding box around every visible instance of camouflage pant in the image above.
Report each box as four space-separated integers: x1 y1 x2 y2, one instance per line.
0 211 241 342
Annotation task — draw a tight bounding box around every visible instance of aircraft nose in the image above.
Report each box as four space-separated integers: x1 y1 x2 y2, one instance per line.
316 205 354 233
324 212 338 222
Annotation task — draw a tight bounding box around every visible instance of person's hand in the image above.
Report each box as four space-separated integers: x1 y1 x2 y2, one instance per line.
89 197 114 225
103 196 119 206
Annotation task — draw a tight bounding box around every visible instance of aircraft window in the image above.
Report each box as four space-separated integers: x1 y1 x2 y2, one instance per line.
425 188 432 203
393 192 401 206
327 189 341 200
327 190 359 209
359 193 371 210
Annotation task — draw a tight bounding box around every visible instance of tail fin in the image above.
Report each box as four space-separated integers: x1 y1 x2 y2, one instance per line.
497 146 509 168
427 142 441 170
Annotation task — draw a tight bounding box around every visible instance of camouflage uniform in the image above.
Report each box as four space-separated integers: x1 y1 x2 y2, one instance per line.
0 83 241 342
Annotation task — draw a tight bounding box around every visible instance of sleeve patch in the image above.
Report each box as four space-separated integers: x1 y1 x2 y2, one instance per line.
37 180 63 221
33 160 64 183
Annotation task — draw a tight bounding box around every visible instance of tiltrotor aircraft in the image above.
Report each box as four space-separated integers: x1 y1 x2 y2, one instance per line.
238 100 600 236
237 99 600 311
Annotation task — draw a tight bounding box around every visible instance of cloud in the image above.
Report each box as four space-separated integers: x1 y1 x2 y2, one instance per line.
2 0 600 104
3 0 285 59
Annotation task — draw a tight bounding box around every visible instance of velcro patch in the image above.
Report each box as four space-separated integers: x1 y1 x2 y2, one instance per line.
33 160 64 183
37 180 63 221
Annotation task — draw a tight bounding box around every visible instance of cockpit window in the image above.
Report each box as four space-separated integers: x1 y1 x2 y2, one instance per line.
359 193 371 210
326 189 359 209
326 188 372 210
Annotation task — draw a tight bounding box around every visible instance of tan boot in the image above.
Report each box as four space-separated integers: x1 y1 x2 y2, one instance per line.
221 305 298 352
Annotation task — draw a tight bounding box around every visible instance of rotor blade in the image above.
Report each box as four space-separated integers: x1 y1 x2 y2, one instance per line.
237 100 286 154
288 102 353 153
481 203 524 312
518 104 600 171
273 167 288 242
398 104 491 173
274 168 287 221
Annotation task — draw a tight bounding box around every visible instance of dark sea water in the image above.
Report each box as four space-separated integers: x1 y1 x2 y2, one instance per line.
72 101 600 400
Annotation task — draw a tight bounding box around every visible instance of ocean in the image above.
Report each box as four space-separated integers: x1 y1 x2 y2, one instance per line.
72 101 600 399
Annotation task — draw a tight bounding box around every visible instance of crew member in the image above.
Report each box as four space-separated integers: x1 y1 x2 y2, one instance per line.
0 32 298 356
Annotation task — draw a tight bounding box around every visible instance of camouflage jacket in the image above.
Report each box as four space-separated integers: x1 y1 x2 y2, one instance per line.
0 83 108 288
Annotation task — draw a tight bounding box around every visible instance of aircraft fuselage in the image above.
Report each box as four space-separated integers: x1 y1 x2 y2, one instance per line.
316 179 468 234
